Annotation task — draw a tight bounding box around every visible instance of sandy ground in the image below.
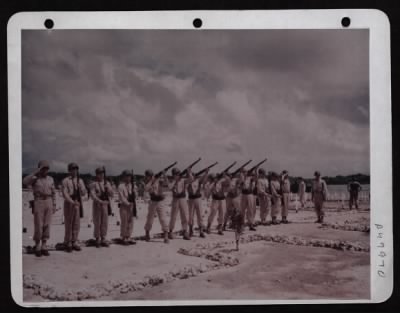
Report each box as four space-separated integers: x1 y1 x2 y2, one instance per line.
21 191 370 302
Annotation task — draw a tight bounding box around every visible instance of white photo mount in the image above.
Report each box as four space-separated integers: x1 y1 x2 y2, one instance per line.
8 10 392 307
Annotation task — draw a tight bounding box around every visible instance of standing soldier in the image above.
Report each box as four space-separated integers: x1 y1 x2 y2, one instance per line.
223 173 241 231
207 173 228 235
23 160 56 257
168 168 191 240
61 163 87 252
118 170 136 245
187 170 209 238
90 167 113 248
144 169 170 243
239 169 257 231
311 171 328 223
281 170 291 224
270 172 282 225
257 168 271 225
347 177 362 210
298 177 306 212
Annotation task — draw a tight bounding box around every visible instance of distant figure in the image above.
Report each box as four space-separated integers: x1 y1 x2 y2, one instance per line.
347 177 362 210
280 170 291 223
298 177 306 211
311 171 328 223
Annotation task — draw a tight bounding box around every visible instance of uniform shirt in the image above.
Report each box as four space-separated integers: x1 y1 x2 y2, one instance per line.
62 176 87 205
227 177 241 197
23 174 56 205
170 177 192 198
257 177 270 197
188 178 202 196
212 178 227 199
348 181 362 194
298 181 306 195
144 177 165 197
281 177 291 193
270 180 281 198
118 182 134 206
240 174 256 192
90 180 113 203
312 179 328 196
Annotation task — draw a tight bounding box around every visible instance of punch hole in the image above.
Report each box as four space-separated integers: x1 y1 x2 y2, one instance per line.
193 18 202 29
44 19 54 29
341 17 351 28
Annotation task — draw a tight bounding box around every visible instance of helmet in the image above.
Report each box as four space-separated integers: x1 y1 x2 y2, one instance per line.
68 162 79 171
314 171 321 177
121 169 133 177
171 167 181 176
145 169 154 177
258 168 266 175
282 170 288 175
38 160 50 169
95 166 105 174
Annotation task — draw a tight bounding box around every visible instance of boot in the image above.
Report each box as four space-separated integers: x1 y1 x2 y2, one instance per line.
65 242 73 253
144 231 151 242
222 223 227 231
217 224 224 235
189 225 193 237
206 223 211 234
281 216 289 224
168 231 175 240
249 224 257 231
183 230 191 240
199 227 206 238
163 231 169 244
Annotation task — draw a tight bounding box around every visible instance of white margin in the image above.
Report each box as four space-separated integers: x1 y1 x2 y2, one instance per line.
7 9 392 307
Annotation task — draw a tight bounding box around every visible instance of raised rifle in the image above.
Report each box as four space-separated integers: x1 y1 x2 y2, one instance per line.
230 160 253 177
217 161 237 179
101 166 113 216
195 162 218 177
247 158 268 174
155 161 178 178
180 157 201 177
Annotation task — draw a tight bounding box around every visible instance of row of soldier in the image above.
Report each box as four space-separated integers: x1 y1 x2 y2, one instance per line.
23 159 328 257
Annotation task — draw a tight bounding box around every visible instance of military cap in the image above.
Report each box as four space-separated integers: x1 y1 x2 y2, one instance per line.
68 162 79 171
38 160 50 169
314 171 321 177
271 171 279 178
145 169 154 177
171 167 181 176
95 166 105 174
258 168 266 175
282 170 288 175
121 169 133 177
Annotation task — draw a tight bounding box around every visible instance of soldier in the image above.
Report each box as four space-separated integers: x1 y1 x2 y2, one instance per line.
206 173 228 235
281 170 291 223
187 170 208 238
298 177 306 211
347 177 362 210
257 168 271 225
223 173 241 231
144 169 170 243
118 170 136 245
90 167 113 248
23 160 56 257
239 168 257 231
311 171 328 223
270 172 282 225
168 168 191 240
61 163 87 252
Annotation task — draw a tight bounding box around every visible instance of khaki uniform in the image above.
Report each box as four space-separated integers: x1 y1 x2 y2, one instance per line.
270 180 281 218
312 179 328 218
61 176 87 245
281 177 291 217
23 174 56 243
257 177 270 222
188 177 205 228
224 177 241 226
298 181 306 208
118 182 135 238
144 178 169 232
169 178 190 233
208 178 227 227
240 174 256 225
90 180 113 240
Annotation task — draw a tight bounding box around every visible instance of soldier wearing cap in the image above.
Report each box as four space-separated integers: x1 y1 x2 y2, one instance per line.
61 163 87 252
207 172 229 235
269 172 282 225
257 168 271 225
239 168 257 231
280 170 291 224
23 160 56 257
311 171 328 223
118 170 136 245
168 167 191 240
144 169 170 243
90 166 114 247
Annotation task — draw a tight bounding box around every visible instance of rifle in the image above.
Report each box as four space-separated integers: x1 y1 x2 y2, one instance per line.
155 161 178 178
74 170 84 218
129 169 137 217
247 158 268 174
195 162 218 177
230 160 252 177
180 157 201 177
217 161 237 178
101 166 113 216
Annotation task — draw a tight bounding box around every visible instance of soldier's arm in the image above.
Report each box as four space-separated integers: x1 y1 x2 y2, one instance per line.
105 181 114 198
79 179 88 198
90 183 102 203
118 184 130 206
62 179 75 205
22 173 38 186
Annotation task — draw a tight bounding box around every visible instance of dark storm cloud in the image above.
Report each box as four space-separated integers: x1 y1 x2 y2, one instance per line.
21 29 369 176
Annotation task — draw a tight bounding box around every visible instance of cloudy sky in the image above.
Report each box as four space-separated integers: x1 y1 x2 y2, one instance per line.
22 29 369 177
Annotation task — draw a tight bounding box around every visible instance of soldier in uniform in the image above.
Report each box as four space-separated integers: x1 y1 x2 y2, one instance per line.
281 170 291 223
311 171 328 223
270 172 282 225
347 177 362 210
118 170 136 245
23 160 56 257
239 168 257 231
90 167 113 248
298 177 306 211
223 173 241 231
61 163 87 252
187 170 209 238
206 173 228 235
257 168 271 225
144 169 170 243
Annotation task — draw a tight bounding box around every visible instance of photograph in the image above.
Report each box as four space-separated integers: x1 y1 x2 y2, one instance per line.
19 28 371 302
